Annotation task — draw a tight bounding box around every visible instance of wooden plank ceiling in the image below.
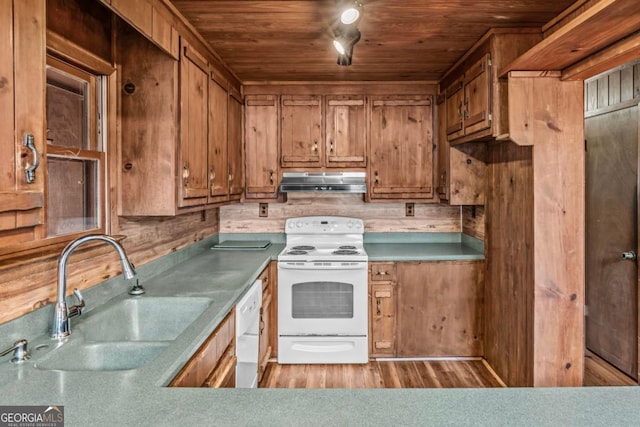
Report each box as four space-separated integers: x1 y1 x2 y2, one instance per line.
170 0 577 82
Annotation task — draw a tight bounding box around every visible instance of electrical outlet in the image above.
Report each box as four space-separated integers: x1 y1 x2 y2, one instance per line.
405 203 414 217
259 203 268 217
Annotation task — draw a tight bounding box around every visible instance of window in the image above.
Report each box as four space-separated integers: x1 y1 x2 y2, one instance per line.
45 57 105 237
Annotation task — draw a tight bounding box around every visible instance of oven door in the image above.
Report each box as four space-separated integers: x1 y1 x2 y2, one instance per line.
278 261 368 336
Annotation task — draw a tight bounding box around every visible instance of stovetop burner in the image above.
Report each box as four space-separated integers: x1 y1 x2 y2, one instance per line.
292 245 315 251
332 249 359 255
287 250 309 255
339 245 357 250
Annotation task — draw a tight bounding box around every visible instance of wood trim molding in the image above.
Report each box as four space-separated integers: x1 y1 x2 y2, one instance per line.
46 30 115 74
562 31 640 81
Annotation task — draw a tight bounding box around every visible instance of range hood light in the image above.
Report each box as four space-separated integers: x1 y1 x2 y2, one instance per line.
333 39 346 55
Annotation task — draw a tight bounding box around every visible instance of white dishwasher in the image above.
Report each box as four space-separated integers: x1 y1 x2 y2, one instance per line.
235 280 262 388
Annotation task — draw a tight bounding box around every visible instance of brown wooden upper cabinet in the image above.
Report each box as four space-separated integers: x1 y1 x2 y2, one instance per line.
436 94 487 205
445 54 491 141
325 95 367 168
280 95 323 168
0 0 46 246
245 95 280 200
119 30 242 216
440 29 541 145
208 80 243 204
368 95 434 201
179 43 210 208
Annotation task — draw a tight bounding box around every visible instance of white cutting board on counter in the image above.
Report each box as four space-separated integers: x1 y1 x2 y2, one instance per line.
211 240 272 250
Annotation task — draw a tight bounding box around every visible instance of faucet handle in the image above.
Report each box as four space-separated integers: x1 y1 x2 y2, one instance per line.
67 288 86 318
0 339 30 363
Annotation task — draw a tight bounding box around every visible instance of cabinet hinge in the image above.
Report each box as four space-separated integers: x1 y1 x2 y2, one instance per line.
488 113 492 123
488 58 492 68
584 305 589 317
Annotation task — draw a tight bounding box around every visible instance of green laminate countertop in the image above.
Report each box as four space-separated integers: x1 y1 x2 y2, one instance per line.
1 235 638 426
365 243 484 261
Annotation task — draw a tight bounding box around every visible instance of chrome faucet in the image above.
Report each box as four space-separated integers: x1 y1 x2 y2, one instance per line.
51 235 140 340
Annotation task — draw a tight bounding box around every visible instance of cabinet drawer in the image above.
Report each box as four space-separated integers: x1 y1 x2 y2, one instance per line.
170 308 235 387
370 262 396 282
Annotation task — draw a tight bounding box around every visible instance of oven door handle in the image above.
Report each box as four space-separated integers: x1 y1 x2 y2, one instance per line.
278 262 367 270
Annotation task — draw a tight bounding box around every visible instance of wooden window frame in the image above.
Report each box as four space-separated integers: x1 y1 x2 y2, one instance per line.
0 40 115 260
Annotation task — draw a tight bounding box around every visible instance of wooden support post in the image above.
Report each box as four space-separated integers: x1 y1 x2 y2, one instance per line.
510 72 585 386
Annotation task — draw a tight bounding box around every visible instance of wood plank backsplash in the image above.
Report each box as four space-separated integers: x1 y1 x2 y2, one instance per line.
462 206 485 240
0 210 219 324
220 194 461 233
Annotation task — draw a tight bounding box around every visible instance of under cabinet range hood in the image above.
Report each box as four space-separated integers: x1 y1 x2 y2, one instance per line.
279 172 367 193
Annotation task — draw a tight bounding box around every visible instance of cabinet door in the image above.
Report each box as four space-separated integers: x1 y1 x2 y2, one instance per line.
397 261 483 357
369 96 433 199
463 54 491 136
0 0 45 244
179 43 209 208
280 95 322 167
258 287 272 382
208 78 228 203
445 78 465 140
227 93 244 198
245 95 279 199
370 282 397 357
325 95 366 167
436 94 450 200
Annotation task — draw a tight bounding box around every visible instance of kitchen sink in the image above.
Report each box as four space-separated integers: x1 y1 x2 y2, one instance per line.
77 297 213 342
35 341 169 372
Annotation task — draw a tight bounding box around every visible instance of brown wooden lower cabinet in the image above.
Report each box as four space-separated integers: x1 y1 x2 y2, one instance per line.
369 260 484 358
258 264 273 381
169 308 236 388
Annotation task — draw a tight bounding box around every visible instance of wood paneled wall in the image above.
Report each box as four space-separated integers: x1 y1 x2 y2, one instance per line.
219 194 461 233
485 142 534 387
462 206 485 240
585 59 640 116
0 211 219 324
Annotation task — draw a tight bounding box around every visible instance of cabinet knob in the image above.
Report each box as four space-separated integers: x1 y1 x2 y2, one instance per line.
376 298 381 316
376 271 387 276
329 139 334 153
182 163 190 187
209 168 216 182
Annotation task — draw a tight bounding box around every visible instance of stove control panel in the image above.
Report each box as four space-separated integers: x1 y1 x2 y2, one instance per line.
285 216 364 234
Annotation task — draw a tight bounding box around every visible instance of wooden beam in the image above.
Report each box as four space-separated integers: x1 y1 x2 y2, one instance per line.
562 31 640 81
501 0 640 76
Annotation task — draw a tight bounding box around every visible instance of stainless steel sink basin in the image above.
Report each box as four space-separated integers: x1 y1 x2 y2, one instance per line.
78 297 212 342
35 341 169 371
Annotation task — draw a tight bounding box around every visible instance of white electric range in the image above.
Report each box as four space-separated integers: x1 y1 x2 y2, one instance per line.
277 216 368 364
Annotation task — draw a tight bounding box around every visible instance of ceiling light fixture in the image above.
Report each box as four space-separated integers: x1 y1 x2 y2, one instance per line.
333 2 363 66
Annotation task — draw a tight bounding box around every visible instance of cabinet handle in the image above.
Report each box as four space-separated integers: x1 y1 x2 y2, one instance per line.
228 169 233 182
209 168 216 182
329 139 334 153
374 171 379 185
23 134 39 184
375 271 387 276
464 109 469 119
376 298 381 316
259 316 265 334
182 163 190 187
269 171 274 185
312 139 318 153
457 102 463 120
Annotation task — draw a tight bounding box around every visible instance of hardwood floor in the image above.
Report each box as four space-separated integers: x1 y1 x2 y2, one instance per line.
259 359 505 389
260 352 640 388
584 350 638 386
